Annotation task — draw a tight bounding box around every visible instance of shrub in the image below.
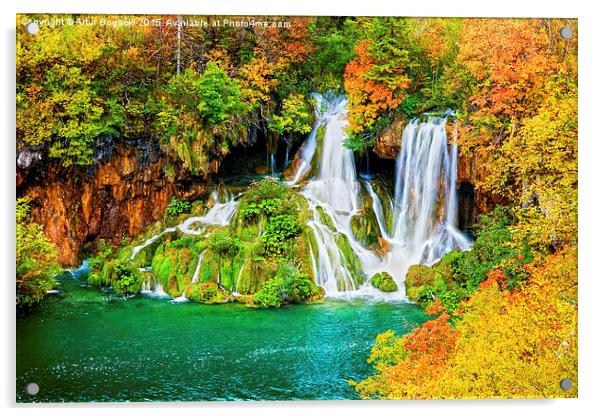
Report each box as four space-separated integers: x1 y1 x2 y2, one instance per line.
260 214 301 255
166 197 192 216
112 262 142 294
16 197 61 309
253 263 321 308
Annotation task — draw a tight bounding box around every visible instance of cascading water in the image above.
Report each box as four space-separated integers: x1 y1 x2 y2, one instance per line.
300 94 382 296
130 191 238 260
380 115 472 292
132 192 237 300
291 94 471 299
121 93 469 303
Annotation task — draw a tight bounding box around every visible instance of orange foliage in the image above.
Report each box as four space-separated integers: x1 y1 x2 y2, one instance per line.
254 17 315 65
344 39 409 131
355 246 578 399
457 19 560 142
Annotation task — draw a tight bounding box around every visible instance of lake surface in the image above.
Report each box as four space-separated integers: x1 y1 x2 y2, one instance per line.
16 276 428 402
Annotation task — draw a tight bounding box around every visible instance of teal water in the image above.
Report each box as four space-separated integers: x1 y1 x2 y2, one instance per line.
16 276 428 402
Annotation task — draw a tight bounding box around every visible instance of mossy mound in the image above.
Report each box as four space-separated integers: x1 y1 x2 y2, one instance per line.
404 264 446 301
97 178 329 306
351 186 381 248
370 271 398 292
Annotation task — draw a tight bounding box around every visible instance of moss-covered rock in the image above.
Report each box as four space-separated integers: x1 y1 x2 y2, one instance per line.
404 264 446 301
370 271 398 292
186 281 221 303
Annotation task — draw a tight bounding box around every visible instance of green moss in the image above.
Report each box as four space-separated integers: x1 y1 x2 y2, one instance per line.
187 282 221 302
316 206 336 232
370 272 398 292
334 233 366 288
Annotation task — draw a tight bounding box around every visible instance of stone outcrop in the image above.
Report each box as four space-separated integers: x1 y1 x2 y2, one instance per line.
372 119 404 160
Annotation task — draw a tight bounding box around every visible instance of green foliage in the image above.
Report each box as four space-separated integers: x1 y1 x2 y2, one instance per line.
196 63 248 124
245 177 290 203
187 282 220 303
445 207 533 292
238 178 298 225
155 64 249 175
112 262 142 294
166 197 192 217
16 197 61 309
253 263 321 308
208 229 240 258
269 94 313 137
239 203 261 222
261 215 301 256
307 17 361 92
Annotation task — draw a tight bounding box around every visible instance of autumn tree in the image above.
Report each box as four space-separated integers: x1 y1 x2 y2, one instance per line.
16 197 61 309
156 63 249 176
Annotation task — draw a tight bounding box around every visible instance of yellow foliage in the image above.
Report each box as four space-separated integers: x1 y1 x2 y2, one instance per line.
355 247 577 399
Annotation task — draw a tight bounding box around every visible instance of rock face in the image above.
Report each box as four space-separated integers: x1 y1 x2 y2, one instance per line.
17 140 211 265
372 119 404 160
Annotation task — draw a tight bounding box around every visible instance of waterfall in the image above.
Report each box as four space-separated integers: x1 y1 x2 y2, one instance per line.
191 250 206 284
270 153 276 176
130 192 238 260
299 94 381 296
389 116 471 268
289 93 346 184
290 94 471 299
65 260 91 279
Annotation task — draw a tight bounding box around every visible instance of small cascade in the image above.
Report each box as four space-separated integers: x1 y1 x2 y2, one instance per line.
140 269 170 298
65 260 91 279
270 153 276 176
289 93 345 184
130 191 238 260
170 291 189 303
191 250 206 284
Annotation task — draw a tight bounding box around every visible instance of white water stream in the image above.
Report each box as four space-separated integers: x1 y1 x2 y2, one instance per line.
292 94 471 299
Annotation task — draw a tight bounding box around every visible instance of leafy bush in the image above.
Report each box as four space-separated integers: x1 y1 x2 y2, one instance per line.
112 262 142 294
253 263 321 308
239 179 297 224
261 214 301 255
16 197 61 309
443 206 533 291
166 197 192 216
239 203 261 222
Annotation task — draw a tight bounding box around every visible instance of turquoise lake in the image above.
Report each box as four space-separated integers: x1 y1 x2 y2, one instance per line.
16 276 428 402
